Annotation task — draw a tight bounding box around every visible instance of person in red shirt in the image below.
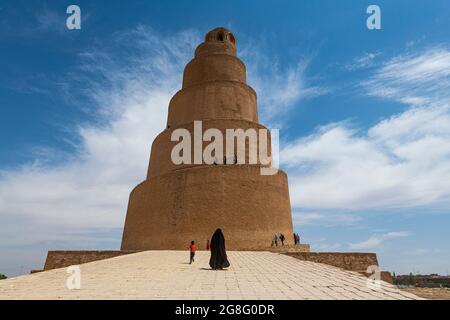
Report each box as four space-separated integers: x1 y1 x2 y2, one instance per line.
189 240 197 264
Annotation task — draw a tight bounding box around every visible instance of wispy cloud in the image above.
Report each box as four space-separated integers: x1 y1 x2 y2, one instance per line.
345 51 381 71
313 243 342 252
0 26 312 276
242 48 327 124
0 6 67 37
362 47 450 105
0 27 200 259
283 47 450 211
293 211 362 227
349 231 410 250
35 8 64 33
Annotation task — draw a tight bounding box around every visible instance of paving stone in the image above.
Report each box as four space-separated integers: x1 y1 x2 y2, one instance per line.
0 251 422 300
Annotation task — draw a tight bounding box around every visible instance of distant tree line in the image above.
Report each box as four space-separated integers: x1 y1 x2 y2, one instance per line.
393 272 450 288
0 273 7 280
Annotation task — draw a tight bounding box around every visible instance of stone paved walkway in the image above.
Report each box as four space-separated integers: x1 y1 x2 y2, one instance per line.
0 251 421 300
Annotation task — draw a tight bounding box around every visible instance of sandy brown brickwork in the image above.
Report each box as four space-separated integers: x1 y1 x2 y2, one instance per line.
285 252 379 272
266 244 311 253
43 250 140 270
167 81 258 127
147 119 272 178
122 166 293 250
183 54 246 88
121 27 295 251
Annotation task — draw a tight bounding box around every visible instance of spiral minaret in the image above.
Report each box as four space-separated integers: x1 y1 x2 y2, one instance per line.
121 28 294 250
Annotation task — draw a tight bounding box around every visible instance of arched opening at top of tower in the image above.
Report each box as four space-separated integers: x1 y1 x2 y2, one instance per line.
205 27 236 44
228 33 236 44
195 27 237 58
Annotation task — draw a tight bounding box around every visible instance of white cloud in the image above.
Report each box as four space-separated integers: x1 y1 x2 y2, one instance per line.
345 51 381 70
313 243 342 252
0 26 315 276
293 211 361 226
35 9 63 33
349 231 410 250
0 27 200 250
283 47 450 211
0 7 70 38
406 248 442 256
241 48 327 124
362 47 450 106
1 25 449 277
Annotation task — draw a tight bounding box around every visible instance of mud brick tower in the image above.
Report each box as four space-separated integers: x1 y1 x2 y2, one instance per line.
121 28 294 250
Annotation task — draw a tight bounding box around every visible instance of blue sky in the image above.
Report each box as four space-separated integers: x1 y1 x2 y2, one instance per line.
1 0 450 276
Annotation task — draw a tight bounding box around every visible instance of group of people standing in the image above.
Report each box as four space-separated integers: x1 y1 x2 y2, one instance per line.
189 229 303 270
271 232 301 246
293 232 301 245
189 228 230 270
271 233 286 246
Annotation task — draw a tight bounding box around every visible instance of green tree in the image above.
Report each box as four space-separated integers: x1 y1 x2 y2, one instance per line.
0 273 7 280
408 272 414 286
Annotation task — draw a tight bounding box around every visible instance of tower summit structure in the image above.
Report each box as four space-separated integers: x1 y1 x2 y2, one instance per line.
121 28 294 250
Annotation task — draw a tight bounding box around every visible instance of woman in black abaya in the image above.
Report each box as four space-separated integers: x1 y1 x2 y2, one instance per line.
209 228 230 270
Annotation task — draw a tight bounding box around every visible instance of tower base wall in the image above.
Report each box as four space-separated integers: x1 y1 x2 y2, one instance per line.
121 165 294 250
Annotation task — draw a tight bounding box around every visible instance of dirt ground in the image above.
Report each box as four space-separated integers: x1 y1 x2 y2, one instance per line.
401 287 450 300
